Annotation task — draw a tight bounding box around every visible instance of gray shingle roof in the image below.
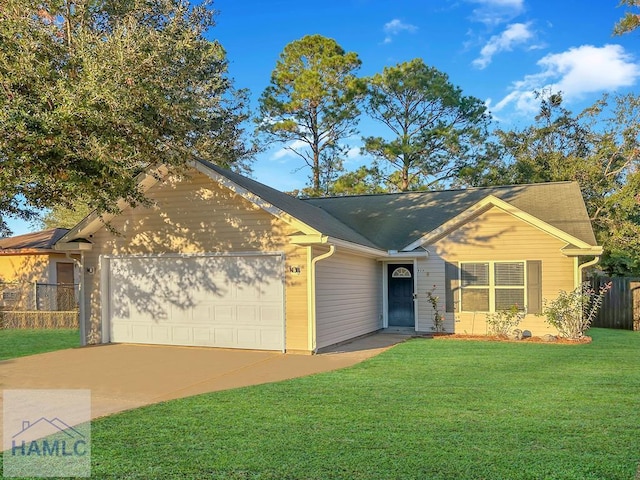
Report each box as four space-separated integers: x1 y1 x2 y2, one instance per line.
0 228 70 251
200 161 597 251
304 182 597 250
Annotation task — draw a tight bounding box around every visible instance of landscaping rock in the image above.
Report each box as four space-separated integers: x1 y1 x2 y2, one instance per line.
540 334 557 342
508 329 523 341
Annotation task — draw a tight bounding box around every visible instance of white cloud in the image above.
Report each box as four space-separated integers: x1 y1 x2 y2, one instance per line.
473 22 534 69
272 139 307 160
382 19 418 44
345 147 362 160
468 0 524 26
491 44 640 114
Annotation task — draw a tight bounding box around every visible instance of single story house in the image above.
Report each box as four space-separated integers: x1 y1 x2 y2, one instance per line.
56 160 602 353
0 229 80 310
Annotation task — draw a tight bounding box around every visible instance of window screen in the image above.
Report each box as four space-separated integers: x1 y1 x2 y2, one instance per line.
461 263 489 286
495 262 524 286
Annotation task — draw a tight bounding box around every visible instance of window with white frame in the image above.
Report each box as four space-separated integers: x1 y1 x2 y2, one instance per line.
460 261 525 312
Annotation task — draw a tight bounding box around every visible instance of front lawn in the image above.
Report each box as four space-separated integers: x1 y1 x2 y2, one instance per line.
80 328 640 479
0 328 79 361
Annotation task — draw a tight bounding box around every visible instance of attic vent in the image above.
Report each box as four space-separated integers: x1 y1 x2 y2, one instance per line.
391 267 412 278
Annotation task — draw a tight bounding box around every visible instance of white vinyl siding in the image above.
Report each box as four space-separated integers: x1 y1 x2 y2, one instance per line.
315 249 382 349
415 254 451 332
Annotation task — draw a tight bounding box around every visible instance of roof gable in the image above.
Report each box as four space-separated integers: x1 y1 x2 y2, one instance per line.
402 195 593 251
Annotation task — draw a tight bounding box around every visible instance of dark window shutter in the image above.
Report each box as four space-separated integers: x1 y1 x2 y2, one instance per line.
445 261 460 313
527 260 542 314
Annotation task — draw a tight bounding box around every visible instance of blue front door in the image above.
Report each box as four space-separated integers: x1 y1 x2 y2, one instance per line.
388 264 415 327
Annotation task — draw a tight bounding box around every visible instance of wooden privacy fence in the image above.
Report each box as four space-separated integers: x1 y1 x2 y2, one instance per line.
590 277 640 331
0 282 79 329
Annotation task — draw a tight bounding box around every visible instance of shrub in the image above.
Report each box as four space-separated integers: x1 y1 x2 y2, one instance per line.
541 282 612 340
427 286 445 333
485 305 525 336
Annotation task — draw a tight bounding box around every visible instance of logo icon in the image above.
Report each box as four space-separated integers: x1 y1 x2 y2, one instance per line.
11 417 87 458
3 389 91 478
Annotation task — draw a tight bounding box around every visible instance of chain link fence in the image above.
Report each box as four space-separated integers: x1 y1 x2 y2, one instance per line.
0 283 79 329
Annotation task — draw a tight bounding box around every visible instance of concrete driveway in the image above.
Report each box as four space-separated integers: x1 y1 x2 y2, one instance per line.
0 333 408 421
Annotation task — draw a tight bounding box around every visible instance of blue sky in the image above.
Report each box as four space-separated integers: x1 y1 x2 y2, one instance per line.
6 0 640 235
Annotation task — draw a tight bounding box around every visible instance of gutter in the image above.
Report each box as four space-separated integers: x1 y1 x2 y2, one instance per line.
309 245 336 353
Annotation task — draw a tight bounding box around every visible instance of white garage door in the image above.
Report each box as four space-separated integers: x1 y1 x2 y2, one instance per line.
104 253 285 350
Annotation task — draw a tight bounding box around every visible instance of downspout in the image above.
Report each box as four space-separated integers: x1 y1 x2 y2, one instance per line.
65 252 86 347
578 255 601 285
309 245 336 353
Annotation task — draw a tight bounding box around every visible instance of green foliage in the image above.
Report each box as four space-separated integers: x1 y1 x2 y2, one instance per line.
37 202 92 230
541 282 612 340
327 166 388 196
613 0 640 35
257 35 362 196
485 305 525 336
361 58 491 192
473 91 640 276
0 0 252 236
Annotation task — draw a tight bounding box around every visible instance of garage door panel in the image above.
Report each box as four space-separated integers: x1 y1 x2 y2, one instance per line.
107 254 284 350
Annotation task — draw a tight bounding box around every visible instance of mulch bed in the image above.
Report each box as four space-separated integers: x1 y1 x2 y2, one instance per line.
428 333 592 344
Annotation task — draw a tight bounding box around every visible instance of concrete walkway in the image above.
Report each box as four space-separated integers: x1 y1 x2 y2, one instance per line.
0 333 409 422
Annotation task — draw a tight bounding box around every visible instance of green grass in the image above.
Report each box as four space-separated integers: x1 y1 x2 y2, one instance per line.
5 329 640 479
0 328 79 361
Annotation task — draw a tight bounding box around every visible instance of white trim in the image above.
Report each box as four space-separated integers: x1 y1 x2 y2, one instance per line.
100 255 110 344
100 251 285 260
309 245 336 353
382 263 389 328
325 238 386 257
306 246 314 352
561 246 604 257
79 252 86 346
402 195 593 251
391 267 412 278
458 260 527 313
54 241 92 252
381 260 417 329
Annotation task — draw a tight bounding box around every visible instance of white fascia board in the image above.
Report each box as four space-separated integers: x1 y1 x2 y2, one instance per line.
289 234 329 245
401 195 592 251
54 242 93 252
327 238 387 257
377 251 429 261
561 245 604 257
194 161 319 236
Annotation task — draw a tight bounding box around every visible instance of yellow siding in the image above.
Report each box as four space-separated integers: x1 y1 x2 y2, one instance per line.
0 253 74 284
432 206 575 336
82 171 309 351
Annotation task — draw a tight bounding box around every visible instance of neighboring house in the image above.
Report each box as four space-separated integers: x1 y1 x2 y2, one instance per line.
56 160 602 353
0 229 81 310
